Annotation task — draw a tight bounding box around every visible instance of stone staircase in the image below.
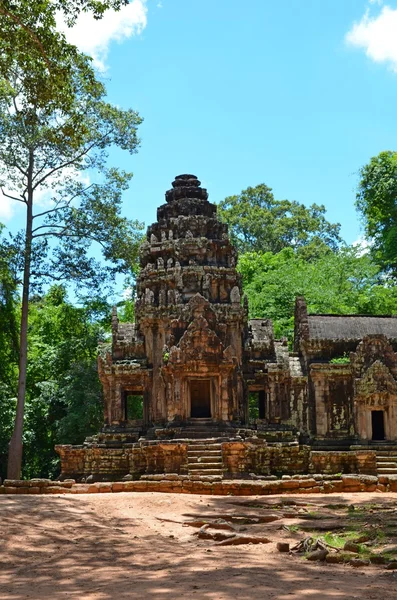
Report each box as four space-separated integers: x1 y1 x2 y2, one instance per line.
376 451 397 475
187 439 225 479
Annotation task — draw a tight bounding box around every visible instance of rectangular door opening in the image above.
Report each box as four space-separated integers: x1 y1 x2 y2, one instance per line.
249 391 266 421
125 392 144 421
190 379 211 418
371 410 385 441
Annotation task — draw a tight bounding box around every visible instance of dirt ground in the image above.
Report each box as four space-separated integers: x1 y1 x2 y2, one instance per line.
1 491 397 600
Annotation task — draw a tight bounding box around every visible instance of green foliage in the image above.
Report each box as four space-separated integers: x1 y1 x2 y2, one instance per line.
218 183 341 254
0 4 144 297
0 1 129 110
330 354 350 365
0 284 108 479
0 234 19 479
356 150 397 274
238 246 397 340
126 395 143 420
248 392 259 420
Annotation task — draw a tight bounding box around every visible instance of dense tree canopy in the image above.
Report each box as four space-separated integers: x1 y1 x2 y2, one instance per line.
239 246 397 340
356 150 397 274
0 284 108 480
218 184 342 255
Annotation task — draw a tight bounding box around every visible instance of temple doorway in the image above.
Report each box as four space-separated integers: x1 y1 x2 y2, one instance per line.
372 410 385 441
190 379 211 418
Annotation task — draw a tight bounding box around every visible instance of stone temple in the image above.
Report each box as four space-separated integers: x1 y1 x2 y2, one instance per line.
57 175 397 481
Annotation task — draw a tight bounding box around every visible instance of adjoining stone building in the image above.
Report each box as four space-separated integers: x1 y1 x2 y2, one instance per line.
57 175 397 481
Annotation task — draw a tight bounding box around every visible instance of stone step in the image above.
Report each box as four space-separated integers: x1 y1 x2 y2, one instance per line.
188 456 223 464
376 460 397 466
377 467 397 474
188 469 225 476
188 449 222 456
188 462 224 470
376 453 397 458
189 475 223 481
188 444 223 451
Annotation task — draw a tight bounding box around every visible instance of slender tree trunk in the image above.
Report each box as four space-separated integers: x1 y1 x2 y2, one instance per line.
7 150 34 480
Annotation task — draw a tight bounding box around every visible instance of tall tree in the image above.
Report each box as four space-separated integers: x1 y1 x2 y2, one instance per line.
356 150 397 274
218 184 342 254
0 231 19 480
1 14 143 479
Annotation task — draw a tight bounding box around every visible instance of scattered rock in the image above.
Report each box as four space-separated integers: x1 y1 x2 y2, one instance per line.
369 555 386 565
325 553 344 564
354 535 370 543
276 542 290 553
350 558 370 568
344 541 360 553
306 549 328 561
215 536 272 547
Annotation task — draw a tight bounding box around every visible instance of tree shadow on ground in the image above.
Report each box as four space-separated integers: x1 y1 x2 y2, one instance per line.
1 493 396 600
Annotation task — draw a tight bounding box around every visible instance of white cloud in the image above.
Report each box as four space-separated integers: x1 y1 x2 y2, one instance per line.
346 5 397 72
0 194 14 221
352 236 372 256
34 168 91 211
57 0 148 71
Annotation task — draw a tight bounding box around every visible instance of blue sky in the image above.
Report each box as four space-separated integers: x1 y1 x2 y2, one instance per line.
2 0 397 248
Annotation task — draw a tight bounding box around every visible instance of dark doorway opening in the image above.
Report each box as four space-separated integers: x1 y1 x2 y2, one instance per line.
249 391 266 420
190 379 211 418
125 392 144 420
372 410 385 441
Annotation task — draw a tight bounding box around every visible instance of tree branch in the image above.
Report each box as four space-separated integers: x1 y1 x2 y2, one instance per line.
32 184 94 221
32 230 107 249
32 126 114 190
1 187 26 204
0 4 52 71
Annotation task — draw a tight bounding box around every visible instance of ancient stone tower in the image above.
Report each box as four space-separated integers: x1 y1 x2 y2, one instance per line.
99 174 248 430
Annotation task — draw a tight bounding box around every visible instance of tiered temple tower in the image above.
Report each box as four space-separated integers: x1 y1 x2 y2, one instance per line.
99 174 248 431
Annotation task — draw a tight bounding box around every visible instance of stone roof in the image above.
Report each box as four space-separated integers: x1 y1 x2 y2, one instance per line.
307 315 397 340
249 319 274 343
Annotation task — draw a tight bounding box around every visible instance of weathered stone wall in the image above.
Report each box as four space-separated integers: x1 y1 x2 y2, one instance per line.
310 450 377 475
222 442 311 477
2 474 397 495
222 442 377 477
56 443 188 482
57 441 380 481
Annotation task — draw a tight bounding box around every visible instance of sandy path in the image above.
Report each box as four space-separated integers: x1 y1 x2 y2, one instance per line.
1 491 396 599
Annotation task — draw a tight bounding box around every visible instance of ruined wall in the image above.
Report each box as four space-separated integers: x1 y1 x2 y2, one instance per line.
56 443 188 482
310 364 354 438
222 442 377 477
310 450 377 475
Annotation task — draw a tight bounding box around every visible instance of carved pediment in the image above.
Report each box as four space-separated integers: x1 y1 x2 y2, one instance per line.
351 335 397 379
355 360 397 397
188 292 218 331
170 315 224 363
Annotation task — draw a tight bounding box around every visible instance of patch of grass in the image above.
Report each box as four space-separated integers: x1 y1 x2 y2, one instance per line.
285 525 300 534
323 531 357 548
